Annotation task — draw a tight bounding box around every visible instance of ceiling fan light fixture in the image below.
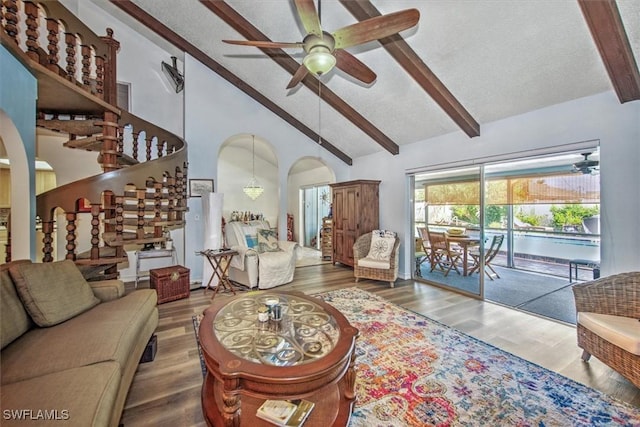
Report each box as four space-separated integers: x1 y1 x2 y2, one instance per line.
303 46 336 76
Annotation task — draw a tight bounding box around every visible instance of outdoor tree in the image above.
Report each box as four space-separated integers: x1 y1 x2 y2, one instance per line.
550 205 599 230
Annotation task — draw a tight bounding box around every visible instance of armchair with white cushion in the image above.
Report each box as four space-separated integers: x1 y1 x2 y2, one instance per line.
353 230 400 288
224 220 299 289
572 272 640 387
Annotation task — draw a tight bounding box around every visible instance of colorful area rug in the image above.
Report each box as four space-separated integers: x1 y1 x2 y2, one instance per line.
193 288 640 426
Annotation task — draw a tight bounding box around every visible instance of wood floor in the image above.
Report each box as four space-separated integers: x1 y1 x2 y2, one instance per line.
120 263 639 426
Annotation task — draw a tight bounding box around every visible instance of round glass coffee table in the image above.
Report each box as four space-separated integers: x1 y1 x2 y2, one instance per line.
199 291 359 426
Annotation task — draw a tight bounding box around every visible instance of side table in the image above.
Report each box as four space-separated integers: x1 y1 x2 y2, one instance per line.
198 249 239 299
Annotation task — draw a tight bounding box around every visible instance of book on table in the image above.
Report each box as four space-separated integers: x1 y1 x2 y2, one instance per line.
256 399 315 426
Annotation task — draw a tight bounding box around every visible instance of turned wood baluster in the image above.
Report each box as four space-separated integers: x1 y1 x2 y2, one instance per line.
90 204 101 260
24 2 40 62
145 136 153 161
65 213 77 260
157 139 164 158
117 125 124 155
65 32 77 82
99 28 119 105
131 131 140 161
175 167 185 221
114 195 124 243
95 55 105 99
81 44 92 88
153 181 163 238
4 236 11 263
167 175 176 222
3 0 20 44
41 220 54 262
136 189 146 239
45 18 60 73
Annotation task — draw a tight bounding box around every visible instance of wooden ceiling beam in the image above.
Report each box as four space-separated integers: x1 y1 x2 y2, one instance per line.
107 0 352 165
340 0 480 138
200 0 400 155
578 0 640 103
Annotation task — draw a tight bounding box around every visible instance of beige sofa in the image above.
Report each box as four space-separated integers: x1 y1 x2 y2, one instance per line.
1 259 159 427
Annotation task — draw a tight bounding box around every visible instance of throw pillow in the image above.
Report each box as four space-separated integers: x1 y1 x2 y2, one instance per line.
257 229 281 253
366 230 397 261
9 260 100 327
1 262 33 349
242 225 259 248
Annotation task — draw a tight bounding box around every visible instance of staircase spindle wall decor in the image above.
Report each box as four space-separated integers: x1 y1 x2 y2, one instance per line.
2 0 188 278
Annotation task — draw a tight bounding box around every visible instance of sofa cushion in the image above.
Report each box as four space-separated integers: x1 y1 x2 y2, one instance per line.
242 225 259 248
366 230 396 261
0 362 120 427
9 260 100 327
357 257 391 270
578 312 640 355
1 267 33 350
1 289 158 385
257 228 281 253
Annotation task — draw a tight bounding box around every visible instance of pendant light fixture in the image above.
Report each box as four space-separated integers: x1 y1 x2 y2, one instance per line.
243 135 264 200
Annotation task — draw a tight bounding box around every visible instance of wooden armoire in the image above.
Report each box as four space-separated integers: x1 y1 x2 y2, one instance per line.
329 180 380 267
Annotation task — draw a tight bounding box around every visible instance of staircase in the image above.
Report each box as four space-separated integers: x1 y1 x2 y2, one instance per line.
2 0 188 280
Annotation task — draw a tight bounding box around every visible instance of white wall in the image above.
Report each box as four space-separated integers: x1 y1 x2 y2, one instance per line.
183 55 350 282
218 142 279 226
350 92 640 278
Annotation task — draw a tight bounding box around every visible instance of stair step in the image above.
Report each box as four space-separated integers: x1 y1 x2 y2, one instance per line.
37 119 103 135
102 218 185 227
64 135 102 150
119 153 138 166
102 232 166 247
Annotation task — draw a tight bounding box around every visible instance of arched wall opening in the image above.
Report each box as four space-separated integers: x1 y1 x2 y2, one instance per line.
218 134 279 228
287 157 335 245
0 110 33 260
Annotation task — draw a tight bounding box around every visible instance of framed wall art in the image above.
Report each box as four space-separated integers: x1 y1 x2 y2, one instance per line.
189 179 214 197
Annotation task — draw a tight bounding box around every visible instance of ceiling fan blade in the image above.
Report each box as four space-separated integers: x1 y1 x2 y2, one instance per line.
332 9 420 50
334 50 376 84
294 0 322 36
286 64 309 89
223 39 303 49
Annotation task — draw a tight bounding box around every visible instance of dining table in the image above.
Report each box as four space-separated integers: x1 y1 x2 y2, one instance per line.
446 234 480 276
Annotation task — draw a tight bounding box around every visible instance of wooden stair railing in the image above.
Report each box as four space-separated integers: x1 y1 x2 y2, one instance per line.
2 0 188 278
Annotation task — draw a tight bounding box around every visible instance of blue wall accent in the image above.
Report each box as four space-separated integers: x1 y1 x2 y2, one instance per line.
1 45 38 259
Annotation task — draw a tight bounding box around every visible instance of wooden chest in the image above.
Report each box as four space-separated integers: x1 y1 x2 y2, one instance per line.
150 265 190 304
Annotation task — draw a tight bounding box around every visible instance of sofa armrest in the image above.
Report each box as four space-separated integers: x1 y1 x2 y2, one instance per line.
89 279 125 302
277 241 298 253
572 272 640 318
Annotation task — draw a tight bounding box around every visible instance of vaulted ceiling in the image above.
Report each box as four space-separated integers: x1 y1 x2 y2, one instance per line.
100 0 640 165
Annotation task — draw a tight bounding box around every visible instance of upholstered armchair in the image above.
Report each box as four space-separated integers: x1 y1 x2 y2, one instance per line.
353 231 400 288
572 272 640 387
224 220 299 289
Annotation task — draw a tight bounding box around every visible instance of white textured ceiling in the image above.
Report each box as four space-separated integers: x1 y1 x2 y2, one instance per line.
99 0 639 162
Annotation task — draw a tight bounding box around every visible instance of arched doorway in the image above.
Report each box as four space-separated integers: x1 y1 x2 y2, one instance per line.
287 157 335 247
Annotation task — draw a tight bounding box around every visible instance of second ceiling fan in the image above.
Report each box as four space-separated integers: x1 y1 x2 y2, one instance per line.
223 0 419 89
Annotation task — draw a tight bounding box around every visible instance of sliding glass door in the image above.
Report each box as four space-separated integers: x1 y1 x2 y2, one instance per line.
412 148 600 310
415 166 482 296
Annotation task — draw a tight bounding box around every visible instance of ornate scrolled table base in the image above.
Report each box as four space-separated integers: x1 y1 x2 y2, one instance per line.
199 291 358 427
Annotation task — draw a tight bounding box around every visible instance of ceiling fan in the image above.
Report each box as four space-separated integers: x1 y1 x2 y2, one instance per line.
222 0 419 89
572 152 600 175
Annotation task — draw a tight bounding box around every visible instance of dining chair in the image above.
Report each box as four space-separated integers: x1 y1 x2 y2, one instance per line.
416 227 432 276
427 229 463 276
469 234 505 280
